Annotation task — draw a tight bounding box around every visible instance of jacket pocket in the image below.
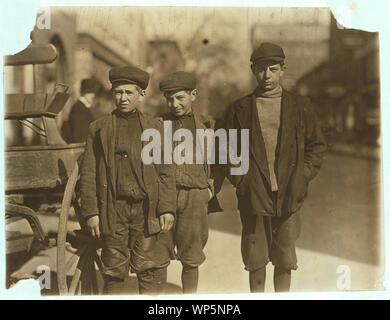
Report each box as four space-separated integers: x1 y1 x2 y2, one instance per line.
287 173 307 213
296 174 308 202
288 128 307 212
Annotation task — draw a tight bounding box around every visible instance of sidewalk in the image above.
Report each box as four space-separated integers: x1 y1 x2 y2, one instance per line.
6 153 384 296
328 142 381 161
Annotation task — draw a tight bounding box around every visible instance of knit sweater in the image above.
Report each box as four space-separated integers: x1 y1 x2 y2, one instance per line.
255 86 282 191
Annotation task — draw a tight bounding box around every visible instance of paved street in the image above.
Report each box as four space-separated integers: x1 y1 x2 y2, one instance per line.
198 152 384 293
6 153 385 295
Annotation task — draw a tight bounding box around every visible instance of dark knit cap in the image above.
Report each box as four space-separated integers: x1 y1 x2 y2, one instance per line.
109 66 149 90
159 71 196 92
250 42 285 64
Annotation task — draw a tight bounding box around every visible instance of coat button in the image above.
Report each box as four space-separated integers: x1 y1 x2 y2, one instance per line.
103 183 107 187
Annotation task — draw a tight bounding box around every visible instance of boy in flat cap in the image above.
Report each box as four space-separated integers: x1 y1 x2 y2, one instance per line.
213 42 326 292
159 71 214 294
66 78 102 143
80 65 176 295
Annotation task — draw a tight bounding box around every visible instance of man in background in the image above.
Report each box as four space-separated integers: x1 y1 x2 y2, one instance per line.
66 78 102 143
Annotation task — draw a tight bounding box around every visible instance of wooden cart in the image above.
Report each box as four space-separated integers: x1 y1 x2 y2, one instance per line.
5 44 104 295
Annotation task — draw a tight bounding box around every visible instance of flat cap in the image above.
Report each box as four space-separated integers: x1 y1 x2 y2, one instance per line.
250 42 285 64
109 66 149 90
81 78 101 94
159 71 196 92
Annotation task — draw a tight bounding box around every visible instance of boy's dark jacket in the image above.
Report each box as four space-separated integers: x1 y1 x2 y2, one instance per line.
80 110 176 236
162 112 222 213
213 90 327 216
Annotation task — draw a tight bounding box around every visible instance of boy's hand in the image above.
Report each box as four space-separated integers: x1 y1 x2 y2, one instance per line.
159 213 175 233
86 215 101 239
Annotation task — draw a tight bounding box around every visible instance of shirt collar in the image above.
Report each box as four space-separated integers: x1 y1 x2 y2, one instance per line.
173 112 193 121
114 108 138 119
254 85 283 98
79 96 92 109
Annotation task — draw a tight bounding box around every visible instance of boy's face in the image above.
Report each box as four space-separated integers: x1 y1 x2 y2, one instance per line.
164 89 197 118
84 92 96 105
251 62 285 91
112 83 144 113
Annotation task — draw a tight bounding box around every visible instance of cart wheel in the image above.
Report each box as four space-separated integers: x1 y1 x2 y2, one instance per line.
57 161 104 295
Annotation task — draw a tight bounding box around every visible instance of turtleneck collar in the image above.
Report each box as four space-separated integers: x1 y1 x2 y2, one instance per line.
254 85 283 98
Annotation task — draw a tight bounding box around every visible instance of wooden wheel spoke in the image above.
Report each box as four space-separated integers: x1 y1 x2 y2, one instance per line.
57 155 103 296
92 251 104 273
76 281 82 295
64 253 79 273
68 268 82 295
68 246 91 295
57 160 80 295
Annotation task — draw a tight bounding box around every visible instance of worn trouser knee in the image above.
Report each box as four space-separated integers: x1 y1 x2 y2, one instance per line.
137 267 167 295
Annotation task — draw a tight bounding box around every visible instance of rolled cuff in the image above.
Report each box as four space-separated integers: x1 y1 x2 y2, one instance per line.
82 208 99 218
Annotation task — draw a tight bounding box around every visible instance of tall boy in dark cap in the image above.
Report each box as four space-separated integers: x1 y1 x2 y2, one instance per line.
159 71 214 294
213 42 326 292
80 66 176 295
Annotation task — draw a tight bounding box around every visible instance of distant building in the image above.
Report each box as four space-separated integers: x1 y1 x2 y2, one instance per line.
249 7 331 90
295 13 380 146
5 7 339 145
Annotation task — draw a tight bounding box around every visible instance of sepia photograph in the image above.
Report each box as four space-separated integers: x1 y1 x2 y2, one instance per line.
1 2 386 298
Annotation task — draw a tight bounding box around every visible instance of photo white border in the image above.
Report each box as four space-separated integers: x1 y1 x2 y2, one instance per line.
0 0 388 300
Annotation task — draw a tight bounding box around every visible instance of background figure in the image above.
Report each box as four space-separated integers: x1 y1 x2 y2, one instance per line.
63 78 102 143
